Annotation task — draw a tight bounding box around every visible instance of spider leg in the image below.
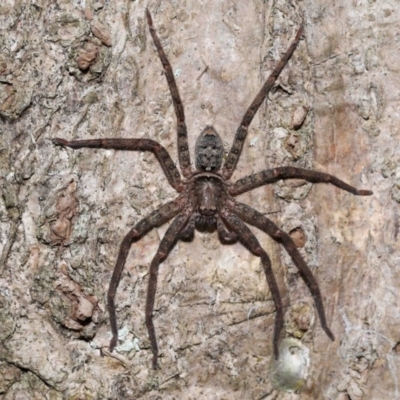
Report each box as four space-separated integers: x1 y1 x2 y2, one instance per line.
222 23 304 180
146 209 192 369
217 215 238 244
146 9 192 178
107 197 184 354
232 201 335 343
52 138 183 192
229 166 373 196
220 208 283 359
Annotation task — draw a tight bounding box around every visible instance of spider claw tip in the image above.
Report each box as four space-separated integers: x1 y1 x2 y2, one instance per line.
109 336 118 352
358 190 373 196
152 357 159 370
326 329 335 342
52 138 67 146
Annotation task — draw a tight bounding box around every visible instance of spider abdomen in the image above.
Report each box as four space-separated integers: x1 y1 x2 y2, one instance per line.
195 126 224 171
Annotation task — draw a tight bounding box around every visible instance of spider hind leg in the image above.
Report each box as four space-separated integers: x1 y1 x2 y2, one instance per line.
222 23 304 180
146 9 192 177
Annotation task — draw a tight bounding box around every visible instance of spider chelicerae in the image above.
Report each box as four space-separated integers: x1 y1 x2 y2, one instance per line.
53 9 372 369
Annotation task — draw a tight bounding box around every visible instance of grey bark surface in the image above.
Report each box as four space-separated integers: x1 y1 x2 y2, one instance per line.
0 0 398 399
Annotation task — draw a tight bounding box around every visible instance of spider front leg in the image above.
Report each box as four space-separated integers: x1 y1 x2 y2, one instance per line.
145 209 192 369
232 202 335 342
222 23 304 180
146 9 192 178
220 209 283 358
52 138 183 192
230 166 373 196
107 198 183 353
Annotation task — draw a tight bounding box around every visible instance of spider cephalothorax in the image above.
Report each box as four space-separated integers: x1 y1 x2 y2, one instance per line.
191 173 228 232
53 9 372 369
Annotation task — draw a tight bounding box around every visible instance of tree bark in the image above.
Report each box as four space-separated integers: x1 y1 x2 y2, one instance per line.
0 0 398 399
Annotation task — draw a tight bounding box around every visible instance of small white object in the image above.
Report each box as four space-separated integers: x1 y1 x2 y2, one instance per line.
117 326 129 339
270 338 310 393
250 137 259 147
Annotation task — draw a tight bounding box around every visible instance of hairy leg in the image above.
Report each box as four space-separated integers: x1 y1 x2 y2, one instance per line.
146 9 192 177
146 210 192 369
220 209 283 358
232 201 335 342
230 166 373 196
222 23 304 180
107 198 184 353
53 138 183 192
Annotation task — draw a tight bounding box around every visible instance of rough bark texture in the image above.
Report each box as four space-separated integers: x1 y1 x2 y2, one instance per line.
0 0 398 399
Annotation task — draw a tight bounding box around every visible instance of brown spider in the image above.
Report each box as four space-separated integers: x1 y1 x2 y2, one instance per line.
53 10 372 369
